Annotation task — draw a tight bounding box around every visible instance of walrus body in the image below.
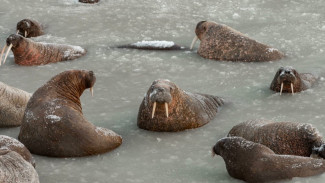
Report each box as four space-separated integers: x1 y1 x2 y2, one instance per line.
18 70 122 157
4 34 86 66
270 66 317 94
213 137 325 183
191 21 284 62
16 19 44 38
228 120 325 158
0 135 39 183
137 79 224 132
0 82 31 127
118 40 184 50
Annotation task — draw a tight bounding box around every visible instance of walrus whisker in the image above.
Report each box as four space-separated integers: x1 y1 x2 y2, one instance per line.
280 82 283 95
165 102 169 118
190 36 199 50
151 102 156 119
25 31 27 38
3 44 13 64
0 44 7 65
291 83 294 95
90 87 94 96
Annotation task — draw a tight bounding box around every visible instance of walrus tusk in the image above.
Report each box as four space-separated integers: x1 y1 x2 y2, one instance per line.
291 83 294 95
0 44 7 65
90 87 94 96
280 82 283 95
3 44 13 64
25 31 27 38
151 102 157 119
16 30 19 34
190 36 199 50
165 102 169 118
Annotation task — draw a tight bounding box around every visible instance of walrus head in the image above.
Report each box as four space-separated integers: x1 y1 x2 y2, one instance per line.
270 66 301 95
212 137 226 156
312 144 325 159
145 79 178 119
16 19 34 38
0 34 25 65
190 21 208 49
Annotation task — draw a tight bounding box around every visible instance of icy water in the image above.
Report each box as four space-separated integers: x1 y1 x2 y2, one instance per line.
0 0 325 182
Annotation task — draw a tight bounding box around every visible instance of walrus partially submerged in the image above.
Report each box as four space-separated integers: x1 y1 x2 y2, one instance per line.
0 82 31 127
0 135 39 183
228 119 325 158
0 34 86 66
18 70 122 157
270 66 317 95
16 19 44 38
117 40 184 50
190 21 284 62
137 79 224 132
213 137 325 183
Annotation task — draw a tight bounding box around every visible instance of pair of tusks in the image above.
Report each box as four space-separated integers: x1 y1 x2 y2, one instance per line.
151 102 169 119
280 82 294 95
90 87 94 96
0 30 22 66
190 36 199 50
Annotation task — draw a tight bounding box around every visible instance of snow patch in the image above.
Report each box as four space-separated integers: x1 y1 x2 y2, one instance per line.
131 41 175 48
267 48 278 53
0 135 25 148
46 115 61 123
95 127 119 137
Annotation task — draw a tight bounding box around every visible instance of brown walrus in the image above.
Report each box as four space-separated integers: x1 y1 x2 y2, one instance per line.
190 21 285 62
0 135 35 167
18 70 122 157
270 66 317 95
16 19 44 38
0 135 39 183
213 136 325 183
0 34 86 66
0 81 31 127
117 40 184 50
137 79 224 132
79 0 100 3
227 119 325 158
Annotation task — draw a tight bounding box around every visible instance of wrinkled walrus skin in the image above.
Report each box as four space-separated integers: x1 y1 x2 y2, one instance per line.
5 34 86 66
18 70 122 157
228 119 325 158
270 66 317 94
0 82 31 127
16 19 44 38
0 135 39 183
213 137 325 183
137 79 224 132
0 135 35 167
194 21 285 62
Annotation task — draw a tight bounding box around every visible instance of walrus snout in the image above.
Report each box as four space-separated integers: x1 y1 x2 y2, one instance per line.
213 138 227 156
313 144 325 159
6 34 22 47
17 20 31 37
191 21 208 50
84 70 96 96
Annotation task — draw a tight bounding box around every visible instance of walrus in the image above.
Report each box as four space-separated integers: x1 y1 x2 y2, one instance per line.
137 79 224 132
79 0 100 3
18 70 122 157
190 21 285 62
0 34 86 66
0 135 35 167
227 119 325 158
270 66 317 95
117 40 184 50
0 149 39 183
213 136 325 183
0 82 31 127
16 19 44 38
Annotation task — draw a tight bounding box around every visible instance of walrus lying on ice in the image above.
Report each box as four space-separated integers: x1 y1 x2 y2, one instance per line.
18 70 122 157
16 19 44 38
270 66 317 95
213 137 325 183
227 119 325 158
137 79 224 132
0 82 31 127
0 135 39 183
190 21 284 62
0 34 86 66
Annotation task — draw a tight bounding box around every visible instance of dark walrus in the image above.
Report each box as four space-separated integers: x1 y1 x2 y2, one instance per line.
18 70 122 157
16 19 44 38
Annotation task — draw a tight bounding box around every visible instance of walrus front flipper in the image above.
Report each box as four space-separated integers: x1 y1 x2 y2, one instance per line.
117 40 184 50
137 79 224 132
